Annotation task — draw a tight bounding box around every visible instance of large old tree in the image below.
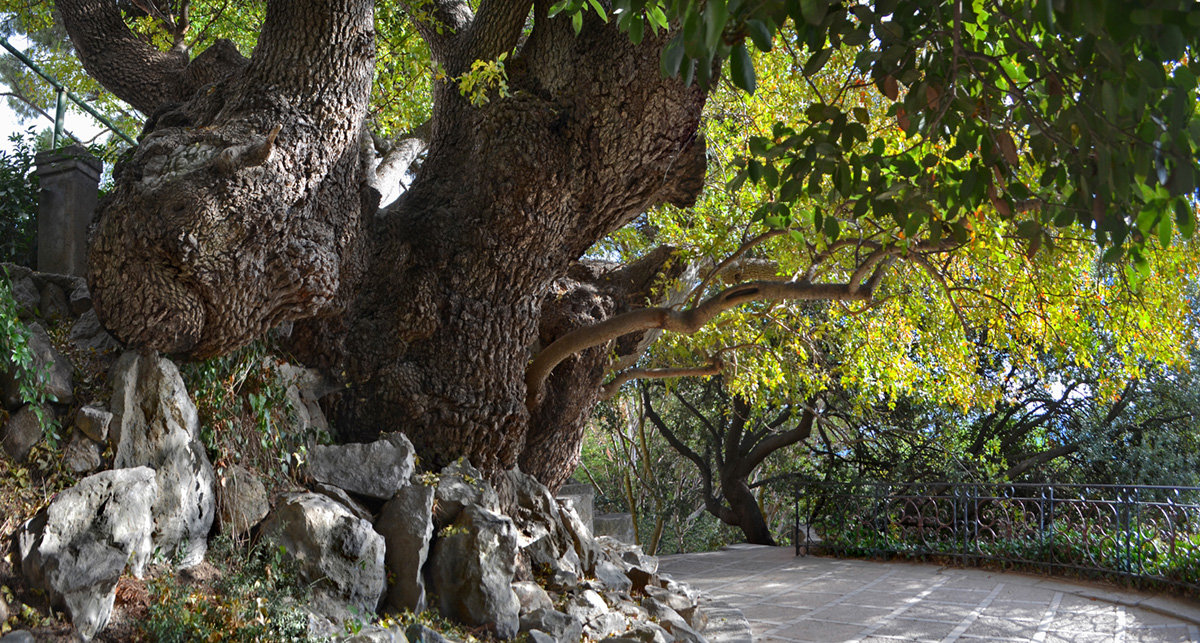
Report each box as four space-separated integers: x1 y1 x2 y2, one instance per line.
33 0 1200 488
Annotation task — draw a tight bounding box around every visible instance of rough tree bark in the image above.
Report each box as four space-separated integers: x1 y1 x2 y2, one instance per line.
61 0 707 488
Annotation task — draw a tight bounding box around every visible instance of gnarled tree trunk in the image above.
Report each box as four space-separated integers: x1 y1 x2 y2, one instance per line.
61 0 706 489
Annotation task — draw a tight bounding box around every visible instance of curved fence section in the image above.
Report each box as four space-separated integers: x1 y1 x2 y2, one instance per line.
787 481 1200 593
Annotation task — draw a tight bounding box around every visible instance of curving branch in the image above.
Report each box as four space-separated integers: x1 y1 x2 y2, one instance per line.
56 0 191 113
459 0 534 66
526 276 886 409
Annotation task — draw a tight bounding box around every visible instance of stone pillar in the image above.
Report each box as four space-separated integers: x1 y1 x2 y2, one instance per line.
36 145 101 277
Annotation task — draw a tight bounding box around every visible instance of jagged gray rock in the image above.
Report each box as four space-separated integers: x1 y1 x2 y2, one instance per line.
519 608 583 643
63 432 102 473
405 623 451 643
505 469 580 577
21 323 74 404
313 482 374 521
594 559 634 594
338 624 410 642
261 492 386 614
430 504 521 639
434 459 500 526
642 597 706 643
1 404 45 461
376 480 435 613
565 590 608 629
556 483 595 532
511 580 553 615
69 310 121 359
110 351 215 567
68 281 91 316
558 499 599 573
39 282 70 320
306 432 415 499
74 405 112 443
15 467 157 641
10 276 38 316
216 464 269 538
0 630 35 643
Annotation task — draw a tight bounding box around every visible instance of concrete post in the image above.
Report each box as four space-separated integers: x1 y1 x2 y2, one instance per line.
36 145 101 277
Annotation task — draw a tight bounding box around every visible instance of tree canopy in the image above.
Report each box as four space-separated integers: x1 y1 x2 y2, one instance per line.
2 0 1199 486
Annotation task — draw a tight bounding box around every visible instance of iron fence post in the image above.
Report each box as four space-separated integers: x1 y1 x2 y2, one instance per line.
53 88 66 148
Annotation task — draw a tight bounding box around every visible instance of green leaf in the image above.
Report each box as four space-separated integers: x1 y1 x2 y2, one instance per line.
800 0 827 25
628 14 644 44
1157 211 1173 247
647 5 669 32
587 0 607 21
705 0 728 49
1175 198 1196 238
572 10 583 33
730 42 756 94
803 48 832 76
661 36 686 77
747 20 773 52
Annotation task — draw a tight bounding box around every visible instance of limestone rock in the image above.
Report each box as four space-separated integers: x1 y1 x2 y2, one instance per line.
565 590 608 629
261 492 386 614
594 559 633 594
558 499 599 573
63 432 102 473
511 580 553 615
2 404 45 461
11 276 38 316
556 483 595 532
505 469 579 577
313 482 373 522
69 310 121 361
434 459 500 527
68 282 92 316
376 480 435 613
337 624 410 642
519 608 583 643
306 432 415 499
405 624 450 643
109 351 215 567
430 504 520 639
74 405 112 443
216 464 269 538
39 282 70 320
21 323 74 404
0 631 35 643
15 467 158 640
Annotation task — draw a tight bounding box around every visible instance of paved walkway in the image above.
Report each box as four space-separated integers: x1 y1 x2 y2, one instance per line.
659 545 1200 643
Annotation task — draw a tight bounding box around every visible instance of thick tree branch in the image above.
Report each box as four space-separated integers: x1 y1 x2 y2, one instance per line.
460 0 533 65
57 0 190 113
737 406 816 476
398 0 473 59
526 279 875 408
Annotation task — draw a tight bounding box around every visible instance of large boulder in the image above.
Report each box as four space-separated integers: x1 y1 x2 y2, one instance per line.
15 467 158 640
216 464 270 538
109 351 215 567
376 480 435 613
429 504 521 639
261 492 386 614
306 432 415 500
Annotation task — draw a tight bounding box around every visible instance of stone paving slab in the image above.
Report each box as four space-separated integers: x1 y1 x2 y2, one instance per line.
660 545 1200 642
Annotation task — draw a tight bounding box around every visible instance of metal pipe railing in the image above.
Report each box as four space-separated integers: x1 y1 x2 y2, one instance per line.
785 479 1200 594
1 37 137 146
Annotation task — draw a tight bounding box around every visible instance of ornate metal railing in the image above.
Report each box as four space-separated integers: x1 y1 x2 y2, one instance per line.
786 481 1200 593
